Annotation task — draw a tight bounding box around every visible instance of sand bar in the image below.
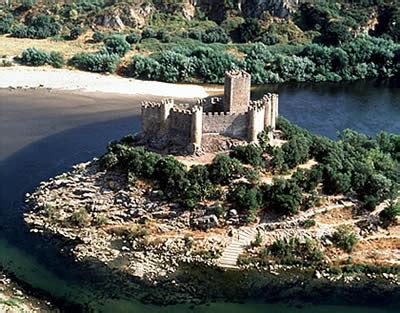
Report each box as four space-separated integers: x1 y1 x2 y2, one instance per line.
0 66 209 98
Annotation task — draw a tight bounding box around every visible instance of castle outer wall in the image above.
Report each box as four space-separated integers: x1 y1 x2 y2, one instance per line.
140 71 279 154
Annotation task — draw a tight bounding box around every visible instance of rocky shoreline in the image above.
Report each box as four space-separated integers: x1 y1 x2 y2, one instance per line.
0 269 56 313
23 159 400 306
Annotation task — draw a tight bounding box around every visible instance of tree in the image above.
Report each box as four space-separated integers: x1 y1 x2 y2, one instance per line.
229 184 261 223
264 179 304 215
208 154 243 185
230 144 264 167
104 35 131 57
236 18 262 43
319 21 352 46
126 32 141 44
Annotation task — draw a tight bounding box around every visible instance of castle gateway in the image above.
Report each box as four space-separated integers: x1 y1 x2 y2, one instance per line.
140 70 278 154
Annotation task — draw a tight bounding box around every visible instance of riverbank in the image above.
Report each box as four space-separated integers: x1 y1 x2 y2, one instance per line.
0 270 56 312
23 156 400 305
2 83 400 311
0 66 209 98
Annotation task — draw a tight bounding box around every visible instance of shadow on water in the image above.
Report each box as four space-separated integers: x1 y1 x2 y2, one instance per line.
0 116 140 310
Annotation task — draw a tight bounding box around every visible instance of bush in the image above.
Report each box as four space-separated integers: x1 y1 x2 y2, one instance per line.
237 18 262 43
69 208 91 227
69 52 120 73
20 48 49 66
208 154 243 185
154 51 195 82
68 26 83 40
202 27 230 43
48 51 65 68
142 28 157 39
264 178 304 215
12 14 61 39
127 54 161 80
229 184 261 222
230 144 264 167
332 225 358 253
126 32 141 44
104 35 131 57
92 31 105 43
0 15 14 34
380 202 400 226
267 237 323 265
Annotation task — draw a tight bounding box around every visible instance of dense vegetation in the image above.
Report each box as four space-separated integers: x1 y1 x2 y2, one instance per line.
2 1 400 83
100 118 400 224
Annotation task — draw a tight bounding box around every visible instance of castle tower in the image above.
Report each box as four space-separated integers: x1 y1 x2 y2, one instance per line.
248 104 266 143
190 105 203 153
160 99 174 133
263 93 279 131
271 93 279 130
223 70 251 113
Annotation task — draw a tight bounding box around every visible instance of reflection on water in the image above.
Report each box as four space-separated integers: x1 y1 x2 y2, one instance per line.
252 79 400 138
0 83 399 312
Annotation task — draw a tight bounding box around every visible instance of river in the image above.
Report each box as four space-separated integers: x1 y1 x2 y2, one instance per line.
0 80 399 312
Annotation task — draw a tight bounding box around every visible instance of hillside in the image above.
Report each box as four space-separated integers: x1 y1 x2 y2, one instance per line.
0 0 399 85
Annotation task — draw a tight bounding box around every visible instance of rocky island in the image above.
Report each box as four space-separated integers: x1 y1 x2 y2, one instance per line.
24 71 400 305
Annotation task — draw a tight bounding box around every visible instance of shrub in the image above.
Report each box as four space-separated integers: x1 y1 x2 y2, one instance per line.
20 48 49 66
202 27 230 43
264 178 304 215
251 231 263 247
142 28 157 39
68 26 83 40
104 35 131 57
126 32 141 44
10 24 29 38
237 18 262 43
208 154 243 185
303 219 316 228
332 225 358 253
127 54 161 80
0 15 14 34
230 144 264 167
92 31 105 43
267 237 323 265
154 51 195 82
48 51 65 68
69 208 91 227
229 184 261 222
69 52 120 73
379 202 400 226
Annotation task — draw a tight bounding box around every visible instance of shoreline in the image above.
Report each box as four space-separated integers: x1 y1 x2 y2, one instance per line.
23 158 400 307
0 66 210 98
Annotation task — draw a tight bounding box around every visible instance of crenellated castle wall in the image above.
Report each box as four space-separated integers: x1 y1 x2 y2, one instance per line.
140 71 279 154
202 112 248 139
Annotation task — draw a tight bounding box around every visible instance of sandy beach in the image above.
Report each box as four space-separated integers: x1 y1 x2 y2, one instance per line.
0 66 209 98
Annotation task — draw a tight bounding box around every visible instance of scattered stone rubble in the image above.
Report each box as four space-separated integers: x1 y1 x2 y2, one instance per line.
24 159 400 287
0 272 55 313
24 160 231 282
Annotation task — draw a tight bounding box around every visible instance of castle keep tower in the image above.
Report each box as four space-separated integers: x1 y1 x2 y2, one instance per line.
224 70 251 113
140 70 278 154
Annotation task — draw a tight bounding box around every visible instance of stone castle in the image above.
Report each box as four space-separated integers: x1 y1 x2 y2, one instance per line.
139 70 279 154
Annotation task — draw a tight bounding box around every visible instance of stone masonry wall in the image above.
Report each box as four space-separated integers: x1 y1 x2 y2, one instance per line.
141 104 161 134
169 108 194 140
202 112 248 139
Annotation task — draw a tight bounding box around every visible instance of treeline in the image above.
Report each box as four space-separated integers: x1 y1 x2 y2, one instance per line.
99 119 400 224
128 35 400 83
17 34 400 84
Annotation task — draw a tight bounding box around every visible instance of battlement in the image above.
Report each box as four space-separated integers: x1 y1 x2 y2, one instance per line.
203 111 247 116
139 70 278 154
